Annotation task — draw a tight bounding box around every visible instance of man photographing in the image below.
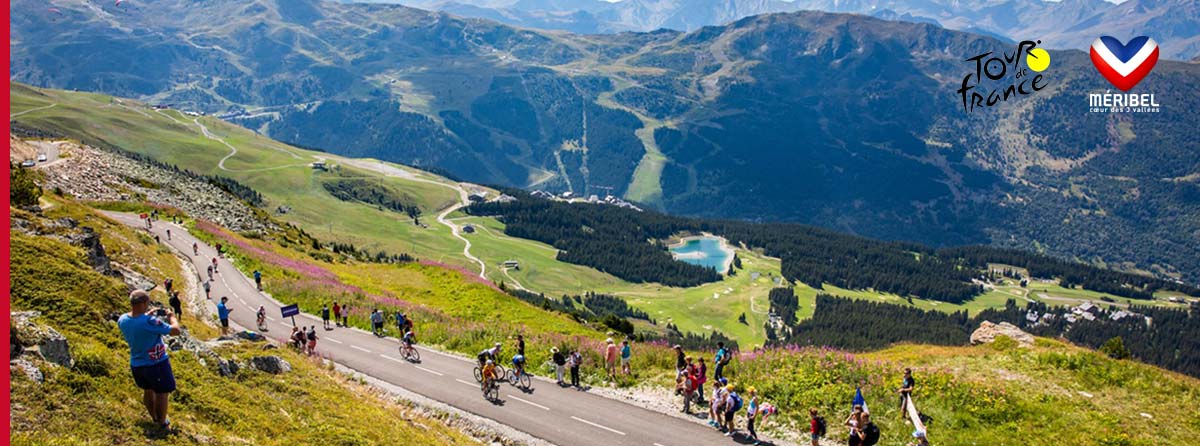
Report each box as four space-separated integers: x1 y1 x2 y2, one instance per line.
118 290 182 432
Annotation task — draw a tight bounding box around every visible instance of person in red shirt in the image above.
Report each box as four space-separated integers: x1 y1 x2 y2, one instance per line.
810 407 825 446
332 302 341 327
695 358 709 404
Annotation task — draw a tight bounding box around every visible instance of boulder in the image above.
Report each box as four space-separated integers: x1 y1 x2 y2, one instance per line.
217 358 241 377
11 311 74 368
971 321 1035 347
250 356 292 374
10 359 44 383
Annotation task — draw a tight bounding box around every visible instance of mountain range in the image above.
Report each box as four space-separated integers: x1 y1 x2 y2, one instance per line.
369 0 1200 60
9 0 1200 284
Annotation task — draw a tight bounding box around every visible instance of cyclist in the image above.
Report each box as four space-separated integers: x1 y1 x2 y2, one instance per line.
256 306 267 331
511 351 527 380
402 329 416 349
481 359 499 393
477 342 502 367
192 242 198 256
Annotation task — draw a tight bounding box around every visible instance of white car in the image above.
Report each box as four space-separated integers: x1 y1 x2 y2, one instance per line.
37 153 48 162
21 160 36 167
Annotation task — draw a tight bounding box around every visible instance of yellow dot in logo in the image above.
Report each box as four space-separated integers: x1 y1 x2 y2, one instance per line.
1026 48 1050 72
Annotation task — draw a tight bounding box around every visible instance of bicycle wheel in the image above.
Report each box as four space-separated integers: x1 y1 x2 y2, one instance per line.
473 366 483 383
495 364 507 379
506 369 518 386
408 347 420 362
519 371 531 389
485 383 499 401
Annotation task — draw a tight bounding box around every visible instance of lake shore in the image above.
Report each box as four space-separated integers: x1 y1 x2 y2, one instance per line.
667 232 735 273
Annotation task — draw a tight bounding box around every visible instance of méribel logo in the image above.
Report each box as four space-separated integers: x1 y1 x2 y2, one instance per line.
1090 36 1159 92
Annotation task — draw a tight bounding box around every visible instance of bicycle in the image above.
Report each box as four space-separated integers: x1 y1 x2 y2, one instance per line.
507 366 532 390
482 378 500 401
474 363 507 383
400 343 420 362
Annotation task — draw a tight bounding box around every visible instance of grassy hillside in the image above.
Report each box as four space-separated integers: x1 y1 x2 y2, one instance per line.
9 198 481 446
9 83 463 266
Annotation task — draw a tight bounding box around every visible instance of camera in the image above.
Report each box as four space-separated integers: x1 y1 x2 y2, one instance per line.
155 308 168 317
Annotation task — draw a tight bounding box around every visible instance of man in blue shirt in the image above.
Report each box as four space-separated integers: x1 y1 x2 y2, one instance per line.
714 341 729 380
217 296 233 335
118 290 181 431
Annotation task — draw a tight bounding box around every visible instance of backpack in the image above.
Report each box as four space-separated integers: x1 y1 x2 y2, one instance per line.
814 416 827 437
729 393 743 412
862 423 880 446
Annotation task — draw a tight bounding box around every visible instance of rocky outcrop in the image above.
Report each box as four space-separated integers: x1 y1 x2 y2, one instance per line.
36 140 272 233
971 321 1035 347
250 356 292 374
11 311 74 368
10 359 44 383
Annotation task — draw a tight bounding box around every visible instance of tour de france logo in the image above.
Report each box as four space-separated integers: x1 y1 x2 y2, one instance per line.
1088 36 1162 113
957 40 1050 113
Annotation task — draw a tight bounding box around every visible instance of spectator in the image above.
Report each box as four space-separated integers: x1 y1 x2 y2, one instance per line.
604 338 618 381
206 265 213 281
858 413 881 446
907 430 929 446
332 302 341 327
217 296 232 335
723 384 742 436
306 326 319 356
568 349 582 388
695 357 708 404
341 305 350 327
253 270 262 291
714 341 730 380
898 368 916 418
620 339 632 375
166 228 171 240
202 280 211 299
118 290 181 432
681 356 697 413
168 291 182 319
674 344 686 376
810 408 826 446
164 278 173 295
552 347 566 385
211 257 218 274
846 404 865 446
516 334 525 357
321 304 331 330
709 377 728 429
746 387 761 445
370 309 383 335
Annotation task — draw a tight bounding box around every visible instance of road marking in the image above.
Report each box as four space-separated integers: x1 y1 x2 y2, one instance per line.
571 416 626 436
454 378 478 388
239 298 247 305
325 337 343 344
415 366 444 376
380 354 404 363
507 395 550 411
654 443 668 446
265 316 275 322
350 345 371 353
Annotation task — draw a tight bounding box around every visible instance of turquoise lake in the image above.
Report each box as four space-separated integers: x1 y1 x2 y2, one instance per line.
669 237 731 271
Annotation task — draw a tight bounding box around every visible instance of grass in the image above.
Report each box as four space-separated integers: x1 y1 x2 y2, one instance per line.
9 199 480 446
9 84 465 268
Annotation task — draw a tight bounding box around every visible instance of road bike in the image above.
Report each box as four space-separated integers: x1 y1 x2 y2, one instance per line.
400 343 420 362
473 364 507 383
506 366 532 390
482 378 500 401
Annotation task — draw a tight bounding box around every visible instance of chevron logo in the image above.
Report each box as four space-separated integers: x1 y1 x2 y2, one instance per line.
1090 36 1159 92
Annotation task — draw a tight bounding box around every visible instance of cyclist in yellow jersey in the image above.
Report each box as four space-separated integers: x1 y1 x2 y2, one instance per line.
481 359 499 392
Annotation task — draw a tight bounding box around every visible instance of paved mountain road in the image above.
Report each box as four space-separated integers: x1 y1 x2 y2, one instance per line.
106 212 746 446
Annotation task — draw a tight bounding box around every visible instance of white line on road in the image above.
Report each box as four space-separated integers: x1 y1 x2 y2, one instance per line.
266 316 275 321
325 337 343 344
508 395 550 411
571 416 626 436
350 345 371 353
239 298 248 305
415 366 444 376
654 443 668 446
380 354 404 363
454 378 478 388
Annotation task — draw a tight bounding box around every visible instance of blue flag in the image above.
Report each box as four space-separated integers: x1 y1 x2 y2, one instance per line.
853 387 869 414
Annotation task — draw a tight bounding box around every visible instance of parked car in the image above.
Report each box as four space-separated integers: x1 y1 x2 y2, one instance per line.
37 153 48 162
21 160 36 167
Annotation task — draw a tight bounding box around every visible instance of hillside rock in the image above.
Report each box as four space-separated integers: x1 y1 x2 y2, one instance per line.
10 359 44 383
250 356 292 374
11 311 74 368
971 321 1034 348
